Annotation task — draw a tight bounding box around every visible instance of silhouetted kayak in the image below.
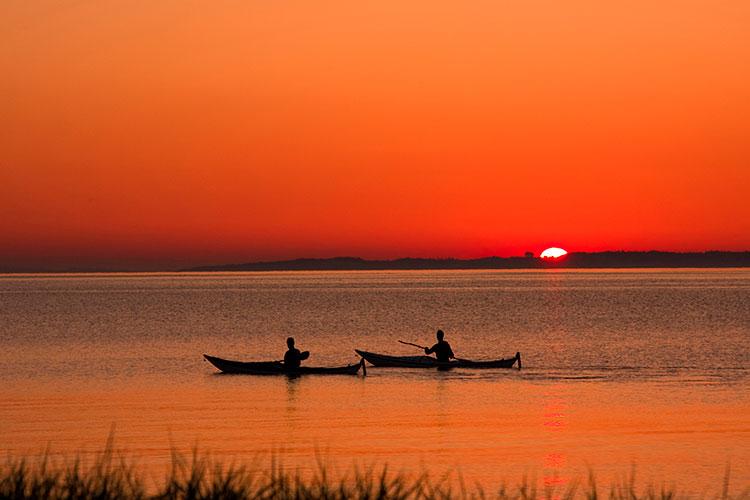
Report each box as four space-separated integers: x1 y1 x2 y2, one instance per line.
204 354 365 375
355 350 521 369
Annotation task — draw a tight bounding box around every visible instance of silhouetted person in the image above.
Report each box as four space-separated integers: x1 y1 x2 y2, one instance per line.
424 329 454 362
283 337 309 369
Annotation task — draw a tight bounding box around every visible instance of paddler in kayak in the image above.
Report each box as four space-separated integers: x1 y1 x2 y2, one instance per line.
283 337 310 369
424 329 455 362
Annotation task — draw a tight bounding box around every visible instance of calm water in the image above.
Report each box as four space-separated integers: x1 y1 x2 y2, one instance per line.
1 270 749 495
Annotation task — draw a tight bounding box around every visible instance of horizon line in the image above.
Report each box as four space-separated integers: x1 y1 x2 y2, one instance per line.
3 249 750 274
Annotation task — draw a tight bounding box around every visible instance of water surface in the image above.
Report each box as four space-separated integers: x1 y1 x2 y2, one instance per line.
1 270 748 495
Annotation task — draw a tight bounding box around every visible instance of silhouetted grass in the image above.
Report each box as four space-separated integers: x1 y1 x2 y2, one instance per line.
1 446 747 500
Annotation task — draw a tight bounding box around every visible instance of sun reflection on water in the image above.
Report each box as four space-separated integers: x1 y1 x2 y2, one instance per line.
542 387 570 491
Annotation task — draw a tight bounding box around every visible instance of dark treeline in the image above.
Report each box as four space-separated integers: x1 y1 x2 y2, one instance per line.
185 251 750 272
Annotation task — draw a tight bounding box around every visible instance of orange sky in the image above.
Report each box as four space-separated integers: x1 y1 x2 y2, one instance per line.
2 0 749 270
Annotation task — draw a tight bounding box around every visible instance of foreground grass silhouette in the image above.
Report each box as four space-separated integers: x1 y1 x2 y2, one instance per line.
1 446 747 500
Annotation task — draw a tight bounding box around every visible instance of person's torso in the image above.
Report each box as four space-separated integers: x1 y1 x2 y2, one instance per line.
432 341 452 361
284 348 301 366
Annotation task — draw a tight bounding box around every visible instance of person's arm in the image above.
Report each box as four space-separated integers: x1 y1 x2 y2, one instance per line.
448 344 455 359
424 344 436 355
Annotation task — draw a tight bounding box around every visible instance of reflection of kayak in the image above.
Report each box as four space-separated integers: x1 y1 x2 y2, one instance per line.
354 350 521 369
203 354 365 375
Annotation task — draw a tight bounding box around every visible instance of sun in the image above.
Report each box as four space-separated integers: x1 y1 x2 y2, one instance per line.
540 247 568 259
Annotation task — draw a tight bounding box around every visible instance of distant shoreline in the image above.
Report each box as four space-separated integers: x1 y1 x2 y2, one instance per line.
184 251 750 272
3 251 750 274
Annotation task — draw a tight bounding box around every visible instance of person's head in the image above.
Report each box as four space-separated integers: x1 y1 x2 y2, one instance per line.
286 337 295 348
436 329 444 341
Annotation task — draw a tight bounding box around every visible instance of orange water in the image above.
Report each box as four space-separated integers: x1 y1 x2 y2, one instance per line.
1 270 748 495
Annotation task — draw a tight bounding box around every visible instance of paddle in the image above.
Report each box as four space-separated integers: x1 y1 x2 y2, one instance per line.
398 340 428 350
398 340 471 363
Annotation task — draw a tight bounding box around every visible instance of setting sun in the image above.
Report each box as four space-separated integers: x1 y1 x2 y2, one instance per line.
540 247 568 259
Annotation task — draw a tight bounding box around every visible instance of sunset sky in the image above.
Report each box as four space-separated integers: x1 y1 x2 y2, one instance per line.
2 0 749 270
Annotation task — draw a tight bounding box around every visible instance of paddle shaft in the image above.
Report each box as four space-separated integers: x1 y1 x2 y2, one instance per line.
398 340 428 350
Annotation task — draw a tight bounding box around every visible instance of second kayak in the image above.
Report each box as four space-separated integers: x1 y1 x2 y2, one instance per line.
354 350 521 369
